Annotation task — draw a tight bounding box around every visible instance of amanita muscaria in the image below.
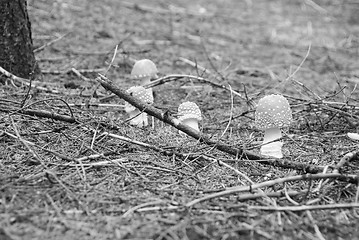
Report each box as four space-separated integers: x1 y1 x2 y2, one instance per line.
131 59 158 95
177 101 202 136
124 86 154 127
255 94 292 158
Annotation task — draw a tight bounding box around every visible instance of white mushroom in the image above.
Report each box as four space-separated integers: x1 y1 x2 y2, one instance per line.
347 132 359 140
131 59 158 95
124 86 154 127
177 101 202 136
255 94 292 158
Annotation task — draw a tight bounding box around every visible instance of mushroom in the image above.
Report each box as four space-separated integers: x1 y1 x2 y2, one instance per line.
177 101 202 135
255 94 292 158
124 86 154 127
347 132 359 140
131 59 158 95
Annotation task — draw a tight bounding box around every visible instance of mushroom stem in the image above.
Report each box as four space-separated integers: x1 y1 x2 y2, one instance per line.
128 109 148 127
140 76 151 86
260 127 283 158
179 118 199 136
141 76 153 95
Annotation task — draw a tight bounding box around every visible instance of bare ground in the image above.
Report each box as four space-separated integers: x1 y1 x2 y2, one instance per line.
1 0 359 239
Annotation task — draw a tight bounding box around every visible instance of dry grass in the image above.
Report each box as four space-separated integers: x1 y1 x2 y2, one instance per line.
1 0 359 239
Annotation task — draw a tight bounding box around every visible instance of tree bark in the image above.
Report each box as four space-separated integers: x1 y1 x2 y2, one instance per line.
0 0 40 79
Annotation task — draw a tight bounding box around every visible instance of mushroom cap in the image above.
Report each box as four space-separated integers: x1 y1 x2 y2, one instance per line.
126 86 154 104
178 101 202 121
255 94 292 129
131 59 158 79
125 86 154 113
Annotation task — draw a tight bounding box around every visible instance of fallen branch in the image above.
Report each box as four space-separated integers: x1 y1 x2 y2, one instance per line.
97 74 256 156
97 74 326 173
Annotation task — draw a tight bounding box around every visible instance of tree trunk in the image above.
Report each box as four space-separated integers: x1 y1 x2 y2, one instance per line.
0 0 40 79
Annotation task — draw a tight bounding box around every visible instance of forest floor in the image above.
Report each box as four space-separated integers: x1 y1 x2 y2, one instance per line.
1 0 359 239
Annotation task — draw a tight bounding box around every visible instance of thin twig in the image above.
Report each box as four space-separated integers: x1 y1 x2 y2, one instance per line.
146 74 245 99
285 43 312 82
42 68 106 75
122 200 166 217
185 173 358 207
34 32 70 53
136 190 308 213
52 158 126 167
10 116 42 164
250 202 359 211
67 103 125 108
120 1 213 18
304 0 327 14
306 211 326 240
105 44 119 74
71 68 92 82
178 57 212 74
285 43 322 100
